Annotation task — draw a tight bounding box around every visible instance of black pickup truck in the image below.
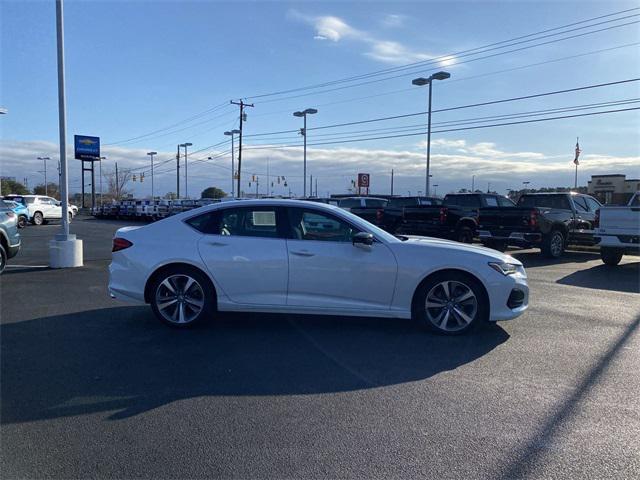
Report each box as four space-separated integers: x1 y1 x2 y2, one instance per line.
393 193 515 242
376 196 442 232
477 192 602 257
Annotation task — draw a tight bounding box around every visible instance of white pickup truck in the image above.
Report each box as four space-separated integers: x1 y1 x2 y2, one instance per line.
594 191 640 265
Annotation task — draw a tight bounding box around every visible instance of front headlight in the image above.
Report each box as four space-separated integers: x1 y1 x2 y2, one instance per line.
488 262 521 276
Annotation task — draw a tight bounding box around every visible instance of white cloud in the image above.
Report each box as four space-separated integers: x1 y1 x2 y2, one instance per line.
289 10 456 67
381 14 406 28
3 139 637 197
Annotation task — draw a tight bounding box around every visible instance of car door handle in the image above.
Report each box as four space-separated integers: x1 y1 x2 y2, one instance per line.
290 250 315 257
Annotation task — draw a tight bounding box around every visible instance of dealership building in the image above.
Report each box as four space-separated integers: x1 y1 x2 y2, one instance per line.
587 174 640 204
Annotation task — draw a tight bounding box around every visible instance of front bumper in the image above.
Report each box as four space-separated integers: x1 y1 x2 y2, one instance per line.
487 270 529 322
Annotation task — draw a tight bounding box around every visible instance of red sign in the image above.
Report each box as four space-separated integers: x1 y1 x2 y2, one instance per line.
357 173 370 188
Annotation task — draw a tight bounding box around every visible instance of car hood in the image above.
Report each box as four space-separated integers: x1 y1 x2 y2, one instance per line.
395 235 521 265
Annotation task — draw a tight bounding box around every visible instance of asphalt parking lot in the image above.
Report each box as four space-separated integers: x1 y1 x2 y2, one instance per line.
1 216 639 479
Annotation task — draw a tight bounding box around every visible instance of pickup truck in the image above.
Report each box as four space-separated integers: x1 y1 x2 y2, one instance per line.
594 191 640 265
394 193 514 243
477 192 602 258
337 197 389 225
376 196 442 232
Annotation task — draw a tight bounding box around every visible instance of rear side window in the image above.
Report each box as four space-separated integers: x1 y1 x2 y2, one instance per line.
364 199 388 208
220 207 280 238
518 195 571 209
23 197 35 204
497 196 515 207
338 199 361 208
185 211 220 234
446 195 480 207
484 197 498 207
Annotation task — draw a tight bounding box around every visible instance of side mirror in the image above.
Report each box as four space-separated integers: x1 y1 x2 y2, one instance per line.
353 232 374 246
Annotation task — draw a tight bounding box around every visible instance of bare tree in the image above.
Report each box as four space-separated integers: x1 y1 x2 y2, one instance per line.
104 168 133 200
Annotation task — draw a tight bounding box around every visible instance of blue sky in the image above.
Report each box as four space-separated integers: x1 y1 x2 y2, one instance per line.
1 0 639 197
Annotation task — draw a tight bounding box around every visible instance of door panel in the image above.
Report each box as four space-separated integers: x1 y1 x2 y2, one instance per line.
196 206 289 305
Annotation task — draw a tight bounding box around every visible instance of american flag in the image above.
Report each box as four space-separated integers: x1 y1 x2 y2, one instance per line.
573 139 581 166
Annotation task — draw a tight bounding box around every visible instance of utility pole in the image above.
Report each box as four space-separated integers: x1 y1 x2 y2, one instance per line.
231 100 254 197
390 169 394 196
310 175 313 197
38 157 51 195
99 156 105 206
176 145 180 198
179 143 192 198
224 130 240 197
115 162 119 200
315 178 318 197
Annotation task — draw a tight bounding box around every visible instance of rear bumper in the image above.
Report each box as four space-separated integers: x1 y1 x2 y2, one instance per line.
595 234 640 253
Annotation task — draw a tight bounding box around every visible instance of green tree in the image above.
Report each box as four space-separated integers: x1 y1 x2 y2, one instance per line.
33 182 60 198
1 178 29 195
201 186 227 199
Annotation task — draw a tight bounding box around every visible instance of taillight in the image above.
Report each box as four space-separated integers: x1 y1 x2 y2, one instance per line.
376 209 383 222
529 209 538 228
112 237 133 252
439 207 448 224
594 208 600 228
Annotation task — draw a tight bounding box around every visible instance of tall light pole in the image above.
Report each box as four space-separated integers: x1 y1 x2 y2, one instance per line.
179 143 192 198
224 129 240 197
37 157 51 195
293 108 318 198
412 71 450 196
99 156 106 206
147 151 157 199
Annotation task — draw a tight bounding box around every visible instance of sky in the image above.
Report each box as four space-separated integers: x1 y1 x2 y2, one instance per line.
1 0 639 198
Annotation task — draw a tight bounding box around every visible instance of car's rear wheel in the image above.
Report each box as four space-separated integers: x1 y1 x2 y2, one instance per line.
541 230 565 258
413 272 488 335
32 212 44 225
0 244 7 274
150 268 214 328
601 247 623 266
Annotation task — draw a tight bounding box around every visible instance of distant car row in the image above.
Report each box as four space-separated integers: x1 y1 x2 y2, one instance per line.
92 198 221 220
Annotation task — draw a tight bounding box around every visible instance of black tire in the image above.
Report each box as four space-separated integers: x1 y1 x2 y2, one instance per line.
601 248 623 266
541 229 565 258
0 244 6 274
149 266 215 328
32 212 44 226
17 215 28 229
483 240 507 252
456 226 474 244
412 271 489 335
68 212 73 222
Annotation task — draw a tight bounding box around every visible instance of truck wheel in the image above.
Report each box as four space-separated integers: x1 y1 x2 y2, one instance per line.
32 212 44 225
601 248 623 266
541 230 565 258
456 226 474 244
483 240 507 252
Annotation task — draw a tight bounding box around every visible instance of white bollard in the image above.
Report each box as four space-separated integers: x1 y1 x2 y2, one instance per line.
49 234 83 268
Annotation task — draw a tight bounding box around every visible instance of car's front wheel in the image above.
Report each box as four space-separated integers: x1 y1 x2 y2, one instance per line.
413 272 489 335
17 215 28 228
150 267 214 328
32 212 44 225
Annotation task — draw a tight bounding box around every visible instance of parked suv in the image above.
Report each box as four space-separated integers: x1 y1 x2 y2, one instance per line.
0 206 21 274
0 199 29 228
6 195 74 225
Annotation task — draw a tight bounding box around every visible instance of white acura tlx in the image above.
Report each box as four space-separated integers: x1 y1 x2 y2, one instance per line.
109 199 528 334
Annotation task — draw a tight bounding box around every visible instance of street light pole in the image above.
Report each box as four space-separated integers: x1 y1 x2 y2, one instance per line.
224 130 240 197
179 143 192 198
99 156 106 206
37 157 51 195
293 108 318 198
412 71 450 197
147 152 157 199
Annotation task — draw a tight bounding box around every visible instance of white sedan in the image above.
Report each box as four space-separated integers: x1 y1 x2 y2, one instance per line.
109 200 528 334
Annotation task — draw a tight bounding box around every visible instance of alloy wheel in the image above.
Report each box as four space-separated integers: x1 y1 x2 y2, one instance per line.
155 274 205 325
551 232 563 257
425 280 478 332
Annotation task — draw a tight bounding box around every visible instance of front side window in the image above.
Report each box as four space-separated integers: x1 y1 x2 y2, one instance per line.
584 197 601 211
573 196 589 212
497 196 515 207
484 196 498 207
288 208 360 242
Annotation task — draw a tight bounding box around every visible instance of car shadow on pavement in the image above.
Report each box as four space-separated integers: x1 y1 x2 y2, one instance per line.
1 307 508 423
556 260 640 293
509 249 600 268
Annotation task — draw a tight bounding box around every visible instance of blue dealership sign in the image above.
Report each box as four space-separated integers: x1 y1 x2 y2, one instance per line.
74 135 100 161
